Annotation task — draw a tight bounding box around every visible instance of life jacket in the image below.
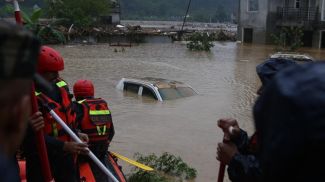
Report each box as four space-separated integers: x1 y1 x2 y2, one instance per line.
35 78 76 141
78 98 113 145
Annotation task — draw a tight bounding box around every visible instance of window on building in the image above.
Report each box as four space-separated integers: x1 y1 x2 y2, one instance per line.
248 0 259 12
295 0 300 8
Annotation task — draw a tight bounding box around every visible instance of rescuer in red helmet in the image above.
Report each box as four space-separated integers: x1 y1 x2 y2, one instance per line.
23 46 89 182
73 80 125 182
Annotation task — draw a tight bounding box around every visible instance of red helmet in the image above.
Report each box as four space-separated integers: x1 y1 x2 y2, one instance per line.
37 46 64 73
73 79 95 98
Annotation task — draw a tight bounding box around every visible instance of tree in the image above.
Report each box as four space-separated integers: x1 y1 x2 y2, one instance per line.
22 7 66 44
271 26 304 52
46 0 111 27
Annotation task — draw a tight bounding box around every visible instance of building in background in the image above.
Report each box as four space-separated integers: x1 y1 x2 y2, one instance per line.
238 0 325 48
101 0 121 25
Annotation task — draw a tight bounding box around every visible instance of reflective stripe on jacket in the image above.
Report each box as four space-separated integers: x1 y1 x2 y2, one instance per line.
36 78 76 141
78 98 114 144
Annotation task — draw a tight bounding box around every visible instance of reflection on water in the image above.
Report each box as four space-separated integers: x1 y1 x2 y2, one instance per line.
54 42 324 182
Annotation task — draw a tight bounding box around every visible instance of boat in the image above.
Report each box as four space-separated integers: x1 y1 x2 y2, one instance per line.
18 152 127 182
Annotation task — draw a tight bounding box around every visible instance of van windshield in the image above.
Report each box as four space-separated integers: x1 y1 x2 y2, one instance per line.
158 87 196 100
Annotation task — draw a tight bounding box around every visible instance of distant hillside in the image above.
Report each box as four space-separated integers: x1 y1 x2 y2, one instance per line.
120 0 238 22
0 0 238 22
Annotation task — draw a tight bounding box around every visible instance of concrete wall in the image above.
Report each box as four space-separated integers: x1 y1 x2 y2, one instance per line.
238 0 325 48
238 0 269 43
111 13 120 24
265 0 283 43
315 0 325 48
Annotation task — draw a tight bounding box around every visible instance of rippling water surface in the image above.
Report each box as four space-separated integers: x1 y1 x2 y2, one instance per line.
54 42 324 181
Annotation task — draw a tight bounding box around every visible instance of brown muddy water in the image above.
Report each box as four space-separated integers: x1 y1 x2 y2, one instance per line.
54 42 324 182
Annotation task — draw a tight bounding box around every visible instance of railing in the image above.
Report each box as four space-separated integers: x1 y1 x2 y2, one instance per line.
277 7 317 22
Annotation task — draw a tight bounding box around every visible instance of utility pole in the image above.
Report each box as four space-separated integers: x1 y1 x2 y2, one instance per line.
178 0 192 40
181 0 192 32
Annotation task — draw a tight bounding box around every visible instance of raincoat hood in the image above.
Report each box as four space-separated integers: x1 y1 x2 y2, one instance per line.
256 58 296 94
254 62 325 181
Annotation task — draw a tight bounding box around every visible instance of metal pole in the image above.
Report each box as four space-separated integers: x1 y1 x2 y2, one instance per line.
49 110 119 182
181 0 192 33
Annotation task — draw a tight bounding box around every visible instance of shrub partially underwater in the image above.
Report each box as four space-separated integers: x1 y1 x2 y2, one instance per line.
128 152 197 182
186 32 214 51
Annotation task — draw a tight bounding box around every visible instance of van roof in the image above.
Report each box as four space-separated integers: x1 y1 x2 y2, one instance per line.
122 77 190 89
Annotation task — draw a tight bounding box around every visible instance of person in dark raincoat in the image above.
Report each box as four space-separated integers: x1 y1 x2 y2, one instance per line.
254 62 325 182
216 58 297 182
0 21 40 182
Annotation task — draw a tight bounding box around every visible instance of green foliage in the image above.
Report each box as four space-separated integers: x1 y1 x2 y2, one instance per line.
215 30 233 41
128 152 197 182
186 32 214 51
271 26 304 52
128 171 169 182
21 8 43 31
22 8 66 44
38 26 66 44
0 4 14 17
46 0 111 27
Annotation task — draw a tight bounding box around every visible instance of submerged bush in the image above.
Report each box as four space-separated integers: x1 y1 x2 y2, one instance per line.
186 32 214 51
128 152 197 182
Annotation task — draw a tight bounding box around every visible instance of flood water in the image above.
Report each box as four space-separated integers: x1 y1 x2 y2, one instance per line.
54 42 324 181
